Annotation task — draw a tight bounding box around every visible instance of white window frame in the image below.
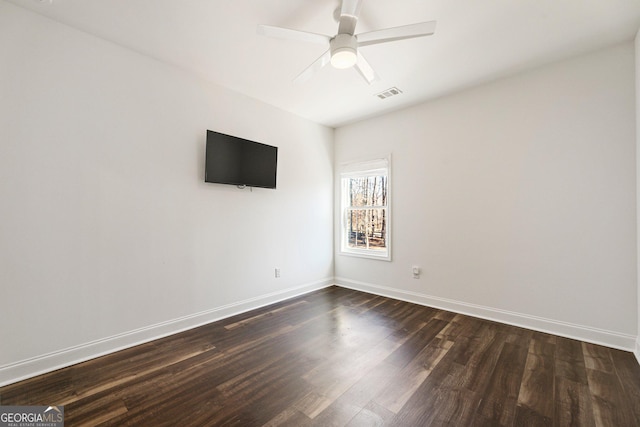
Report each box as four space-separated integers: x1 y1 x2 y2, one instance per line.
339 156 391 261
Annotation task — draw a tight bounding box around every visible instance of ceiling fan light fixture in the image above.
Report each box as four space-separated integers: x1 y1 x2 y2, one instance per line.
330 34 358 69
331 48 357 69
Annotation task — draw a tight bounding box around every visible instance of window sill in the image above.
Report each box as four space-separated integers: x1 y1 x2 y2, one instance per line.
339 249 391 262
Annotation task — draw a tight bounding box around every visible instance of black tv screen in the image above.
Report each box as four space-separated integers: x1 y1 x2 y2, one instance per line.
205 130 278 189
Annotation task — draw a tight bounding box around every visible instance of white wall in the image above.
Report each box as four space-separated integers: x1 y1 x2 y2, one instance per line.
0 1 334 385
335 42 637 350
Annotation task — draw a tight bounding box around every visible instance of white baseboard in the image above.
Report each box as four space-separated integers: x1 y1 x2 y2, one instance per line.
335 277 637 352
0 278 333 388
635 338 640 365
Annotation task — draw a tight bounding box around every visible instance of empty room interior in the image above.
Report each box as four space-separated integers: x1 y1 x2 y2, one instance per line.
1 0 640 425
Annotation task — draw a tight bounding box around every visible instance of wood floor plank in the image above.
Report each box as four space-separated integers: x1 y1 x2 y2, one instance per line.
374 337 453 413
554 376 595 427
263 408 311 427
224 300 309 330
553 336 595 427
305 397 361 426
431 387 482 426
384 317 448 368
449 323 506 393
331 360 400 411
555 336 589 384
582 342 614 374
346 401 395 427
610 348 640 425
517 339 555 421
474 341 529 426
586 367 637 427
293 391 334 420
449 321 500 368
2 286 639 426
514 404 553 426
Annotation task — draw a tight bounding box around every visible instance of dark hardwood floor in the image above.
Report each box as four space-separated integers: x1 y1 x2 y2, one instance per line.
1 286 639 426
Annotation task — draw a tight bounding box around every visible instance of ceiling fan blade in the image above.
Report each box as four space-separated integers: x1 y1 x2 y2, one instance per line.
338 0 363 35
294 49 331 84
257 24 330 45
357 21 436 47
354 51 379 84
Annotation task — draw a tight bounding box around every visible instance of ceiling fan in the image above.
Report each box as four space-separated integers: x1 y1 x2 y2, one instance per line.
257 0 436 84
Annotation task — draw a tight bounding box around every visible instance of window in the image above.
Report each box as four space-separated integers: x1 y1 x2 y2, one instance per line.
340 157 390 260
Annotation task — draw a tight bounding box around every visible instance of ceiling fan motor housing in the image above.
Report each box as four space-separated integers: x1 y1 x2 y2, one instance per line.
330 34 358 69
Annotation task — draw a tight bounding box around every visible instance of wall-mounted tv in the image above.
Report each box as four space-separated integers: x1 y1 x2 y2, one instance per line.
205 130 278 189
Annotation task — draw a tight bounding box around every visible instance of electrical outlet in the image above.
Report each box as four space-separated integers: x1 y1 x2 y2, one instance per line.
412 266 420 279
275 268 281 278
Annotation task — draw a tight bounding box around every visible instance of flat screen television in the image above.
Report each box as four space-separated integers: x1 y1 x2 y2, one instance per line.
205 130 278 189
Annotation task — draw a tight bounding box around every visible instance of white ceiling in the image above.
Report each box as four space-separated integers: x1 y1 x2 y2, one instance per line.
8 0 640 128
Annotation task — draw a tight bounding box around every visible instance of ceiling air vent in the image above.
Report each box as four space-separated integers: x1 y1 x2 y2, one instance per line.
376 87 403 100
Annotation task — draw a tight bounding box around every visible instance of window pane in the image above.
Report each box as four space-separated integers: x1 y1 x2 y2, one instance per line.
346 176 387 208
346 208 387 251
